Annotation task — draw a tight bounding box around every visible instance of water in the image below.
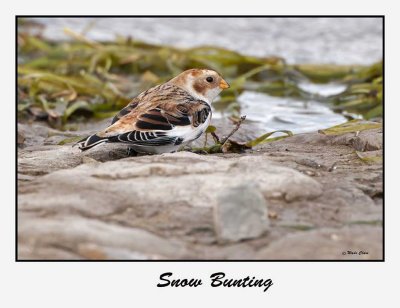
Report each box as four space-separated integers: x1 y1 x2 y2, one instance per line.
210 81 347 134
32 17 383 134
36 17 382 65
236 90 346 134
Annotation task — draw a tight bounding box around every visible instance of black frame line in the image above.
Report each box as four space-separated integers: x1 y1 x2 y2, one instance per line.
17 15 383 18
15 15 385 262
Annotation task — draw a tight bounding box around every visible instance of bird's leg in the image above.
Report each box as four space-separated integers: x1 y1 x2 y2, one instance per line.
178 142 194 152
179 145 193 152
126 147 139 157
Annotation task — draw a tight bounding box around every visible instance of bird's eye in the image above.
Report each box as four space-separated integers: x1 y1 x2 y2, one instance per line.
206 77 214 83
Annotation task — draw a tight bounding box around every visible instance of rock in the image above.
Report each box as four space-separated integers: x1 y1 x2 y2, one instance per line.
18 143 130 176
18 214 191 260
256 226 382 260
17 131 25 147
18 152 323 214
18 151 323 258
18 146 83 175
18 122 89 147
214 184 269 242
353 129 382 151
17 125 383 260
328 128 382 151
18 123 49 147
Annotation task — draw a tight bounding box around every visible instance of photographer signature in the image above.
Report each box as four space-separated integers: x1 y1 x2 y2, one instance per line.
342 250 369 255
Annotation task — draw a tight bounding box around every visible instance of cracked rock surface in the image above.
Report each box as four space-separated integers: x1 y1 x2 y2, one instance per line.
17 122 383 260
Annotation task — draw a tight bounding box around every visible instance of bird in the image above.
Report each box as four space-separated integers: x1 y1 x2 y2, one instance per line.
76 68 230 154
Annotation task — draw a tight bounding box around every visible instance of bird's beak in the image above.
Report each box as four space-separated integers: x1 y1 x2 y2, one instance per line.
219 79 230 89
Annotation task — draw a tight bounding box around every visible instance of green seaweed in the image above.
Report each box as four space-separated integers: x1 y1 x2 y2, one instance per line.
245 130 293 147
318 119 382 136
17 26 383 129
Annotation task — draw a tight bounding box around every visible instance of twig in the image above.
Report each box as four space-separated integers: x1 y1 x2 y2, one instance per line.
220 115 246 145
211 132 220 143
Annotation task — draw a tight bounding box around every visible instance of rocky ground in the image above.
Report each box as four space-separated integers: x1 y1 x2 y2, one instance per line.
17 119 383 260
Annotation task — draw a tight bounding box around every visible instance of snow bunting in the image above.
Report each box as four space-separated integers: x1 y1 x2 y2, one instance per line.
77 68 230 154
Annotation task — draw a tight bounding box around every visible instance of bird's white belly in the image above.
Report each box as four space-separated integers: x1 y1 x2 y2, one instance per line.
182 113 212 143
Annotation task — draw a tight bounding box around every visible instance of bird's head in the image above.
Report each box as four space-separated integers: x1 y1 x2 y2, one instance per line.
170 68 230 103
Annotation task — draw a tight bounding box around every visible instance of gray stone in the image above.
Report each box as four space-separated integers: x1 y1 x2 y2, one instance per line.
325 128 382 152
18 152 323 215
353 128 383 151
214 184 269 242
18 123 49 147
18 146 83 175
18 214 191 260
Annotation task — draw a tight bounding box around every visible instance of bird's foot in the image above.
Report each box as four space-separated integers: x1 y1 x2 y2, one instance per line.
126 147 139 156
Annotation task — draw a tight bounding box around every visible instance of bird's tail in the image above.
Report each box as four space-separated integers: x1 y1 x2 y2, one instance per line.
74 133 108 151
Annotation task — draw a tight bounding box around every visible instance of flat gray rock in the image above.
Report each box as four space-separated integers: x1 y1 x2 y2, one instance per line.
17 124 383 260
18 214 191 260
